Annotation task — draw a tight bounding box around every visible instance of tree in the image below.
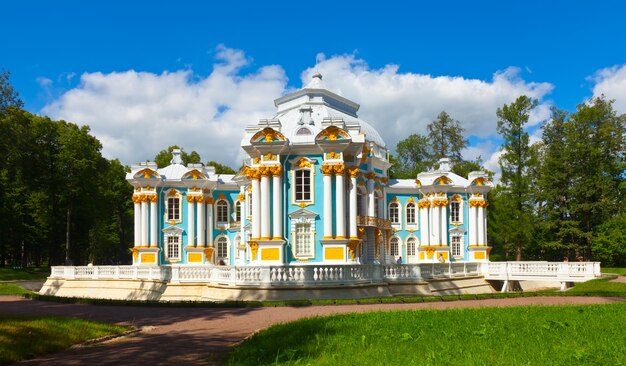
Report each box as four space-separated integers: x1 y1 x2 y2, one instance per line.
591 213 626 267
391 133 430 179
427 111 467 165
154 145 202 168
0 69 23 114
496 95 538 260
206 161 236 174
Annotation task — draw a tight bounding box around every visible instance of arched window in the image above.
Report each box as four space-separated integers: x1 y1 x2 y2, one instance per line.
406 202 416 226
216 236 229 264
357 187 366 217
246 191 252 218
216 199 229 226
296 127 312 135
234 201 242 222
406 237 416 258
234 235 241 259
390 236 400 257
389 202 400 224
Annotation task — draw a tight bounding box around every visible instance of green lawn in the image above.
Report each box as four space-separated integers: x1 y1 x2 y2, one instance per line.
225 302 626 365
0 283 33 296
565 276 626 296
0 267 47 281
0 315 129 364
602 267 626 276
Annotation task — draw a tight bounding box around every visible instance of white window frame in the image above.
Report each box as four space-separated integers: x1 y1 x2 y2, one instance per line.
291 158 315 205
234 200 242 223
406 236 417 258
234 235 242 260
165 189 182 223
165 235 181 262
246 191 252 219
294 169 312 202
389 236 400 257
294 222 314 258
374 190 382 218
357 186 366 217
215 199 230 229
388 201 400 225
216 235 230 264
405 202 417 228
451 235 463 257
450 195 463 225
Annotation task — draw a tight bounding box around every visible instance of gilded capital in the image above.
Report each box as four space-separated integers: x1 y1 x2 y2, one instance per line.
348 166 359 178
366 172 376 180
150 195 158 203
186 195 196 203
259 166 271 177
206 197 215 205
140 195 151 203
321 163 334 176
237 193 245 201
132 195 142 204
270 166 283 176
333 163 345 175
195 195 205 203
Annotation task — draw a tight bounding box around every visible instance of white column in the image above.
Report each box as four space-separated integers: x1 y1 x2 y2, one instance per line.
260 172 270 239
272 168 282 240
252 178 260 239
207 198 214 247
335 170 346 239
323 170 333 238
197 198 205 247
150 197 157 247
483 205 488 246
141 199 148 246
349 174 358 239
468 205 477 245
477 206 485 245
439 206 448 245
134 199 141 247
187 197 195 247
367 179 375 217
431 204 439 245
419 203 429 246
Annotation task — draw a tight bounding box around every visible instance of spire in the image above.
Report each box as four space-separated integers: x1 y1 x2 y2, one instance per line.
171 149 183 165
303 72 326 89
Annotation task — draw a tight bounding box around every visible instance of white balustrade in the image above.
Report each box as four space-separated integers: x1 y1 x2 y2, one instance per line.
48 261 601 288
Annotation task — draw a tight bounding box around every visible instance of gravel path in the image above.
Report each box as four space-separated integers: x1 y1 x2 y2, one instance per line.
0 295 622 365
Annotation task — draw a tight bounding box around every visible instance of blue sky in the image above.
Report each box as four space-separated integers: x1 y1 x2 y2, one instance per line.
2 1 626 174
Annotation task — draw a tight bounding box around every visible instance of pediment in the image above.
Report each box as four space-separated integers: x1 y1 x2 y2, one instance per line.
288 208 318 220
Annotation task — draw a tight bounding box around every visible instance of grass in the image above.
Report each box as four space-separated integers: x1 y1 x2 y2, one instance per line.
0 283 33 296
0 267 47 281
0 315 129 364
602 267 626 275
224 302 626 365
565 276 626 296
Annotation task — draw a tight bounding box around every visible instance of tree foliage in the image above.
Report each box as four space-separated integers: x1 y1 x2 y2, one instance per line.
495 96 538 260
0 69 23 114
427 111 468 164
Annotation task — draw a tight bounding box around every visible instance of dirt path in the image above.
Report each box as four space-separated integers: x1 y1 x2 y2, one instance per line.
0 295 622 365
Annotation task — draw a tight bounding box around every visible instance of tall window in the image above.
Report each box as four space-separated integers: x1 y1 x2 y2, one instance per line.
451 235 462 257
216 236 229 263
167 196 181 221
247 191 252 218
216 199 229 225
234 201 242 222
294 222 313 257
407 237 416 257
450 201 460 223
166 236 180 261
295 169 311 201
389 202 400 224
406 202 416 226
234 235 241 259
374 192 382 218
390 236 400 256
357 189 365 216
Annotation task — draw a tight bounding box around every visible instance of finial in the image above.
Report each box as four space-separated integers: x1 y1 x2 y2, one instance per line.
312 72 322 80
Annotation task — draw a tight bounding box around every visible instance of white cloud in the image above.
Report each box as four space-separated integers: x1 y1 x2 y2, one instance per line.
42 48 554 172
591 63 626 114
43 46 287 168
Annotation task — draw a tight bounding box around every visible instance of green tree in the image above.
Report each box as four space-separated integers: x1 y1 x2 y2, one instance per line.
496 95 538 260
427 111 468 164
392 133 430 179
154 145 202 168
591 213 626 267
206 161 236 174
0 69 23 114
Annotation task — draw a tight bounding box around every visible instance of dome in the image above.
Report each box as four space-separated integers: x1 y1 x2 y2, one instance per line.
272 74 386 148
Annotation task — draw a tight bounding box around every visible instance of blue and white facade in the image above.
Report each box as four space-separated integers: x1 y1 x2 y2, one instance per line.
126 74 493 266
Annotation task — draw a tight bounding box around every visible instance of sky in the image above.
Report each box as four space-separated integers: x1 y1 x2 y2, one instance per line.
2 1 626 177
